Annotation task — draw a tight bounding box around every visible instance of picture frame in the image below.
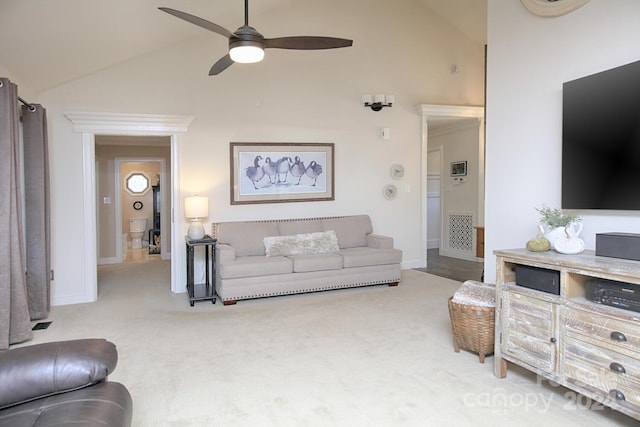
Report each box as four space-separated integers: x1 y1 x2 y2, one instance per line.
230 142 335 205
450 161 467 177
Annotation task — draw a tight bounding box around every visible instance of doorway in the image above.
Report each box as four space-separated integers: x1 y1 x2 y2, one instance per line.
95 136 171 266
418 104 484 271
65 111 193 301
115 158 165 262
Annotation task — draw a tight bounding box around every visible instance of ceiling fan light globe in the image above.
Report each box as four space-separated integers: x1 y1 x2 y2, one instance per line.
229 45 264 63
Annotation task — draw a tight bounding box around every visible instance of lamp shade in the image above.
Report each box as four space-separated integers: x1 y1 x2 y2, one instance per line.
229 45 265 63
184 196 209 219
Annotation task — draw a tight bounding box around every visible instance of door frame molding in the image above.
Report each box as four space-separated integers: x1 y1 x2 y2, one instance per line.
65 112 194 300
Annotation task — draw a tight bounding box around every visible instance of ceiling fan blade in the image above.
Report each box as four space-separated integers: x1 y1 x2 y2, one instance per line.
263 36 353 50
159 7 234 39
209 54 234 76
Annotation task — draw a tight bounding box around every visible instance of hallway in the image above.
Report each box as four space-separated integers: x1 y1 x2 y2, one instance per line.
415 249 484 283
122 247 161 263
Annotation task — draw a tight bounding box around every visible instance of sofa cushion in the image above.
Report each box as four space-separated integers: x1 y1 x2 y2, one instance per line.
264 231 340 257
340 247 403 268
288 253 344 273
217 221 279 256
322 215 373 248
218 256 293 279
0 381 133 427
278 219 323 236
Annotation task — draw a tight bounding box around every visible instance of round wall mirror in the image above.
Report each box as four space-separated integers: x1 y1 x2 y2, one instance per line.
521 0 590 17
125 172 150 196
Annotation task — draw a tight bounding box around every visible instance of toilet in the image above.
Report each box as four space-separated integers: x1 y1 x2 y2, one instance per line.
128 218 147 249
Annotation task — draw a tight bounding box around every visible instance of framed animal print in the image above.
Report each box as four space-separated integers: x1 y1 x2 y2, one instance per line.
230 142 334 205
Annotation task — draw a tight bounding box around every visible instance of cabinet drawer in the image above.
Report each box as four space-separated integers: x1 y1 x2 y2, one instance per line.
564 305 640 354
565 336 640 383
565 350 640 413
503 292 557 372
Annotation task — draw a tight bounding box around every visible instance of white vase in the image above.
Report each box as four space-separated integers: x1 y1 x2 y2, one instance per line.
555 234 585 254
543 222 583 251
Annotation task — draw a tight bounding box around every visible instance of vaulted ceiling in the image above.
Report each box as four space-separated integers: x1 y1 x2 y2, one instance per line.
0 0 486 93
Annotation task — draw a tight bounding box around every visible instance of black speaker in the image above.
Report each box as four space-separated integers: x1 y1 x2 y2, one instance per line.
515 265 560 295
596 233 640 262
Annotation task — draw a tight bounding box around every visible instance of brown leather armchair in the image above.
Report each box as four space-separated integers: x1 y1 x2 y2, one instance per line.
0 339 132 427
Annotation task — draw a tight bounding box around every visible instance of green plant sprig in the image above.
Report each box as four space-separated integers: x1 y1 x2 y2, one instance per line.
536 205 581 228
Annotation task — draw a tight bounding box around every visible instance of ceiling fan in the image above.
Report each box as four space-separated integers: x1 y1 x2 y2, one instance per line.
159 0 353 76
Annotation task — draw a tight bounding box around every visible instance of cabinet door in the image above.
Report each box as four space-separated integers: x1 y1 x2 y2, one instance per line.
502 291 558 373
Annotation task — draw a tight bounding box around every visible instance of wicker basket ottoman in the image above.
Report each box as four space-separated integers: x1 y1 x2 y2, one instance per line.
448 280 496 363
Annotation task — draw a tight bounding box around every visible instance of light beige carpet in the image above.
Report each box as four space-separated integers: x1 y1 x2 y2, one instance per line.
20 260 637 427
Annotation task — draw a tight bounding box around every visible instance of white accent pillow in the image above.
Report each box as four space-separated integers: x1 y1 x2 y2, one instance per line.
264 231 340 257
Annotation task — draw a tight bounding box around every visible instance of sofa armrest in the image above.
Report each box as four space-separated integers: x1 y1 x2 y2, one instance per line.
367 234 394 249
0 339 118 410
216 243 236 264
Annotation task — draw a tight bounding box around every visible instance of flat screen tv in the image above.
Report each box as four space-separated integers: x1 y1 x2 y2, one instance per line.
562 59 640 210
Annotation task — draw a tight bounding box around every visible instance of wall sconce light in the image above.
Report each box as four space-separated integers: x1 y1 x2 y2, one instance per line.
362 94 394 111
184 195 209 240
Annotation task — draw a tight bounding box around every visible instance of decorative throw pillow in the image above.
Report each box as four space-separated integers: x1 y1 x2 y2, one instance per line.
264 231 340 257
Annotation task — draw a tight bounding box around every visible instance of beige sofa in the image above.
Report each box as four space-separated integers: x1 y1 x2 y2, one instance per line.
211 215 402 305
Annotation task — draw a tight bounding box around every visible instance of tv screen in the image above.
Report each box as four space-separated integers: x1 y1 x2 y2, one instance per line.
562 60 640 210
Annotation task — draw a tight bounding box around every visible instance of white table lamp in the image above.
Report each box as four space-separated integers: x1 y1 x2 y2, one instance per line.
184 196 209 240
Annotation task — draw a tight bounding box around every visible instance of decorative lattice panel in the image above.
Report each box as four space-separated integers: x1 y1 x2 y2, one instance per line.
448 213 474 252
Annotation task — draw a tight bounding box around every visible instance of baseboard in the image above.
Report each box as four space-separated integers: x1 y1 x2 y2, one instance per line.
98 257 121 265
439 249 480 262
52 292 95 306
402 260 425 269
427 240 440 249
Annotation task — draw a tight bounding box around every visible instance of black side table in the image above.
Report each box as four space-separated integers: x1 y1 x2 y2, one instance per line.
148 228 161 254
185 235 217 306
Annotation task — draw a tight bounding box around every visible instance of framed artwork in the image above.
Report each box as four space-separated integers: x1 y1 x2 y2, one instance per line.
450 161 467 177
230 142 335 205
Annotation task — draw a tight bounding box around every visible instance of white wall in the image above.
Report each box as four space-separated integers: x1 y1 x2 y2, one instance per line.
485 0 640 283
22 0 485 305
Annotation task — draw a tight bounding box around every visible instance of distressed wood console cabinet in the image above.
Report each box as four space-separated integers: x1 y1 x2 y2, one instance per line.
494 249 640 421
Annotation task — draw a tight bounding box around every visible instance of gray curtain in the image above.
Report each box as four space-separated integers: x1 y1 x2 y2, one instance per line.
0 78 32 349
23 103 50 320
